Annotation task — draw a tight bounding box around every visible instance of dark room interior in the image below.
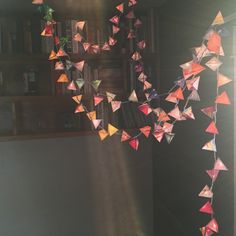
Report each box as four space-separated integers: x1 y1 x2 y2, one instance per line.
0 0 235 235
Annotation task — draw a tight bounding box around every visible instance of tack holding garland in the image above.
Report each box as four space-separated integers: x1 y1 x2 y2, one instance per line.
32 0 233 234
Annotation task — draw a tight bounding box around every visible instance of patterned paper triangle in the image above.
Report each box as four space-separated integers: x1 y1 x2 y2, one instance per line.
132 51 142 61
199 201 214 214
186 76 200 90
165 133 175 144
72 95 82 104
76 21 86 30
121 130 131 142
74 61 85 71
116 3 124 13
172 87 184 100
112 25 120 34
206 218 219 233
74 104 85 113
153 131 165 143
165 93 178 103
205 57 222 71
109 15 120 25
202 139 217 152
108 124 118 136
162 122 174 133
215 91 231 105
57 74 69 83
55 61 64 70
106 92 116 103
201 106 216 119
128 90 138 102
205 121 219 134
109 37 117 46
217 73 232 87
67 81 77 91
66 60 73 70
212 11 224 26
138 104 152 115
140 126 151 138
199 227 214 236
92 119 102 129
98 129 109 141
206 169 219 182
168 106 182 120
102 42 111 51
207 31 221 55
111 101 121 112
188 90 200 101
94 95 104 106
214 158 228 171
87 111 96 120
198 185 213 198
91 80 102 91
182 106 195 119
48 50 58 60
129 139 139 151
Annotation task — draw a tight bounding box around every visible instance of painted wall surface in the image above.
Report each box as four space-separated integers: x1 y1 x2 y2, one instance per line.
0 135 153 236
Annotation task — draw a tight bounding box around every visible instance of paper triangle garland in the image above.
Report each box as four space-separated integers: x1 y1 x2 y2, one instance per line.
98 129 109 141
108 124 118 136
72 95 82 104
92 119 102 129
217 73 232 87
206 218 219 233
111 101 121 112
199 201 214 214
202 139 217 152
205 121 219 134
128 90 138 102
212 11 224 26
129 138 139 151
140 126 151 138
94 95 104 106
215 91 231 105
121 130 131 142
198 185 213 198
57 73 69 83
214 158 228 171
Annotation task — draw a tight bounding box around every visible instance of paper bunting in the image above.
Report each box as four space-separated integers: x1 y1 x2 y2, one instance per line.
215 91 231 105
212 11 224 26
76 21 85 30
94 95 104 106
91 80 102 91
206 169 219 182
92 119 102 129
75 79 85 89
205 121 219 134
138 104 152 115
129 139 139 151
165 93 178 103
108 124 118 136
111 101 121 112
158 110 170 122
102 42 111 51
198 185 213 198
201 106 216 119
109 15 120 25
206 219 219 233
137 40 146 49
168 106 182 121
55 61 64 70
74 104 85 113
72 95 82 104
98 129 109 141
182 107 195 119
171 87 184 100
199 201 214 215
106 92 116 103
180 61 205 79
217 73 232 87
83 42 91 51
205 57 222 71
67 81 77 91
73 33 83 42
165 133 175 144
153 131 165 142
112 25 120 34
57 73 69 83
87 111 96 121
109 37 117 46
207 31 221 54
74 61 85 71
48 50 57 60
214 158 228 171
138 72 147 82
132 51 142 61
202 139 217 152
56 47 68 57
188 90 200 101
140 126 151 138
186 76 200 91
121 130 131 142
126 11 135 19
162 122 174 133
199 227 214 236
116 3 124 13
128 90 138 102
134 19 142 28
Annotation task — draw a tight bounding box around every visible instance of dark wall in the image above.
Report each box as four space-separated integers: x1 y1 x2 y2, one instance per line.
0 135 153 236
155 0 235 235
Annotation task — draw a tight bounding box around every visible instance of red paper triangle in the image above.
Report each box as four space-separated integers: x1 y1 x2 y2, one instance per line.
138 104 152 115
207 31 221 54
215 91 231 105
129 138 139 150
214 158 228 171
67 81 77 91
206 169 219 182
94 95 104 106
206 218 219 233
140 126 151 138
172 87 184 100
199 201 214 214
121 131 131 142
205 121 219 134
